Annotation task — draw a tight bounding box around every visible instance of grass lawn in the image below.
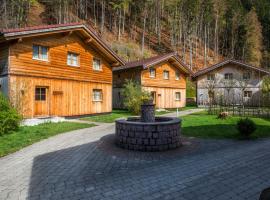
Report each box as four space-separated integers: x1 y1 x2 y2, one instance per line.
81 107 198 123
181 112 270 139
0 122 95 157
81 110 132 123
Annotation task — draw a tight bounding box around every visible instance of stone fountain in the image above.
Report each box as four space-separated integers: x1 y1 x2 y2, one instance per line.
115 100 182 152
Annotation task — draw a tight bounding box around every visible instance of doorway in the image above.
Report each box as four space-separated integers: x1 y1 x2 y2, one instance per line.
34 87 50 117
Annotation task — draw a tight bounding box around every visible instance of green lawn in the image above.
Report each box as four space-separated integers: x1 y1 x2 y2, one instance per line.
81 107 198 123
181 112 270 139
81 110 133 123
0 122 95 157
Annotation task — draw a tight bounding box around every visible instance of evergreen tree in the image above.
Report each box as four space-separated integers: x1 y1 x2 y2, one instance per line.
244 8 263 66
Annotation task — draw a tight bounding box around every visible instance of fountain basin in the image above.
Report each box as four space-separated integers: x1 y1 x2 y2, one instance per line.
115 117 182 152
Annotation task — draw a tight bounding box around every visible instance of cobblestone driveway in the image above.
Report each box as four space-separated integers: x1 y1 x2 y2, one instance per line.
0 122 270 200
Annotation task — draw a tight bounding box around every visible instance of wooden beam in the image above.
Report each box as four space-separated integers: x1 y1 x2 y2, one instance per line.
111 62 120 67
62 31 73 37
85 37 93 44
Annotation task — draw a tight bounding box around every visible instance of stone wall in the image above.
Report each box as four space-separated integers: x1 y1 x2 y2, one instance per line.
115 117 181 152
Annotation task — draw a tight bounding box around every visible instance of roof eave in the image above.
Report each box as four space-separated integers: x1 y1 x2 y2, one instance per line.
1 24 125 66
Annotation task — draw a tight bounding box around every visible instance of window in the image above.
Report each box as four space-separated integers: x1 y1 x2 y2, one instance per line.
163 70 169 80
175 92 181 101
149 68 156 78
224 73 233 80
207 74 215 81
243 72 251 80
244 91 252 98
67 52 79 67
93 89 103 101
35 87 46 101
33 45 48 61
93 58 102 71
175 72 180 80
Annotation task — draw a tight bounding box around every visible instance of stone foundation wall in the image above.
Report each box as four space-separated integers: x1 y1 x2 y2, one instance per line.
115 118 181 152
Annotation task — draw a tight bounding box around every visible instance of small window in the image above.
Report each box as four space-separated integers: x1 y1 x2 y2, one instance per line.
175 72 180 80
163 70 169 80
224 73 233 80
244 91 252 98
149 68 156 78
35 87 46 101
93 58 102 71
93 89 103 101
207 74 215 81
175 92 181 101
67 52 79 67
243 72 251 80
33 45 48 61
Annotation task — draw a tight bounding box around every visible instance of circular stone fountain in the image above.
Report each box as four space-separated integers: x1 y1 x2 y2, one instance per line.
115 101 182 152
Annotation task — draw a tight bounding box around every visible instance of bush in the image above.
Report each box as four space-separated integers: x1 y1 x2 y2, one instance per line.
236 118 257 138
0 92 22 136
121 80 151 115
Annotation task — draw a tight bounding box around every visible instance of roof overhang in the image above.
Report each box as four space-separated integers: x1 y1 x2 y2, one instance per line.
113 52 192 76
193 59 270 79
0 23 125 66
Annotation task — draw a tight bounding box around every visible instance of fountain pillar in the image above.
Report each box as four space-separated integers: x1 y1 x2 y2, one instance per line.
141 101 155 122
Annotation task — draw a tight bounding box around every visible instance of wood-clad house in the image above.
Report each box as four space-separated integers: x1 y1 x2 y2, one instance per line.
0 23 125 118
113 53 191 109
193 59 270 106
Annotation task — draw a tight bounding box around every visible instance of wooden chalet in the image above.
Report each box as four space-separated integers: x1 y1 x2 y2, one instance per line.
0 23 125 118
113 52 191 109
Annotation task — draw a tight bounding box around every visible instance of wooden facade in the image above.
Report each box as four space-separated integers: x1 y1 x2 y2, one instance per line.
0 24 124 118
113 53 190 109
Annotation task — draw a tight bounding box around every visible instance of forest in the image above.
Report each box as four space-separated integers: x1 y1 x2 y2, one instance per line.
1 0 270 71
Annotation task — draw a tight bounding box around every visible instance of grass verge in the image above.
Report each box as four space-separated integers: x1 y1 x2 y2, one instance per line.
181 112 270 139
0 122 95 157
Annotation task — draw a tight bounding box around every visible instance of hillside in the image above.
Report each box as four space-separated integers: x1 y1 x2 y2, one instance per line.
1 0 270 71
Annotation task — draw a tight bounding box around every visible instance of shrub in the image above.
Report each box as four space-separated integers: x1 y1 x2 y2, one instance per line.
121 80 151 115
236 118 257 138
0 92 22 136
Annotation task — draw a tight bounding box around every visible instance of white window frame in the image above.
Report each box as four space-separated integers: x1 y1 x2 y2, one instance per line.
224 73 233 80
93 58 102 71
163 70 169 80
244 91 252 98
149 68 156 78
67 52 79 67
93 89 103 102
207 74 215 81
175 92 181 101
32 45 49 61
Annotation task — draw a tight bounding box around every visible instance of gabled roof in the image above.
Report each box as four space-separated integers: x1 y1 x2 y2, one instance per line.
193 59 270 78
0 23 125 66
113 52 192 74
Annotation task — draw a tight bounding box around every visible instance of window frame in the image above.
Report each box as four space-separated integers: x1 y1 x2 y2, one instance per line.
35 87 47 101
207 74 215 81
244 91 252 98
93 58 102 71
243 72 251 81
175 92 181 101
149 68 156 78
32 45 49 62
67 52 80 67
92 89 103 102
175 72 180 80
224 73 233 80
163 70 169 80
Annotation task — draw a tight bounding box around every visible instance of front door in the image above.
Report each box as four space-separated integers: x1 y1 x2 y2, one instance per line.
151 91 156 104
34 87 49 117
